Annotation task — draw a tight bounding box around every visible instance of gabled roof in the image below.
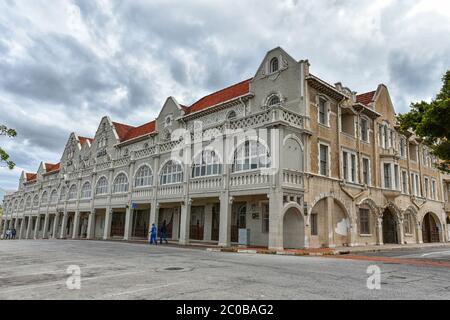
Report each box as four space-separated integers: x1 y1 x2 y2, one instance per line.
356 91 376 106
45 162 60 173
25 173 37 182
185 78 252 114
122 120 156 141
78 136 93 146
112 122 136 142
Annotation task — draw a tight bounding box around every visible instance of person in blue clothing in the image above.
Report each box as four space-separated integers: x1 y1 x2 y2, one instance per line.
149 223 157 245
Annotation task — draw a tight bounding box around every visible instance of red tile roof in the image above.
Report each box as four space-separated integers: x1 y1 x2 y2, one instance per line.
79 136 93 146
25 173 37 182
45 162 60 173
186 78 252 114
122 120 156 141
112 122 136 142
356 91 376 106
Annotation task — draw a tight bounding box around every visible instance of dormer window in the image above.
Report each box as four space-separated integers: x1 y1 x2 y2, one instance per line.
270 57 279 73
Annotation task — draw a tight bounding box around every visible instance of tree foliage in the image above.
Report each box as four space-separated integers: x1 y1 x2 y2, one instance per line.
398 71 450 172
0 125 17 169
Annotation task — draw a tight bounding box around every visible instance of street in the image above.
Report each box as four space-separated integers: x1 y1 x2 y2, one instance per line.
0 240 449 300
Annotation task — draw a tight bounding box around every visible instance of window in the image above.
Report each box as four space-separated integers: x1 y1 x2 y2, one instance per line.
416 174 421 197
311 213 318 236
410 173 421 197
68 185 77 200
113 173 129 193
431 179 437 200
41 191 48 204
379 124 389 149
270 57 279 73
341 112 355 136
402 170 408 194
400 137 407 158
81 182 92 199
394 164 399 190
19 199 24 210
97 137 107 150
96 177 108 195
268 95 280 107
232 140 270 172
25 196 31 209
409 144 418 162
384 163 391 189
319 144 329 176
359 208 371 235
404 213 412 234
424 177 429 198
135 165 153 187
192 150 222 177
160 160 183 185
238 205 247 228
318 98 328 126
262 203 269 233
342 151 357 183
32 195 39 207
362 158 370 185
59 187 66 201
50 190 58 203
360 118 369 142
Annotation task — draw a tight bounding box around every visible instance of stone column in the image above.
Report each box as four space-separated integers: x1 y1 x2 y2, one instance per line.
415 221 423 244
179 199 192 245
26 217 33 239
268 191 284 250
172 208 180 241
60 211 68 239
1 220 7 239
103 207 112 240
42 213 50 239
376 217 383 245
124 206 133 241
72 211 80 239
398 219 405 244
219 193 233 247
33 215 41 239
149 202 159 229
203 204 213 241
52 213 60 239
86 211 95 240
14 218 19 230
19 218 25 239
325 197 335 248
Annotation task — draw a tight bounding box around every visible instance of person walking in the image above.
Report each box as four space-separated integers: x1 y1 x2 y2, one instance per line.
5 229 10 240
11 228 16 240
160 220 168 244
149 223 157 245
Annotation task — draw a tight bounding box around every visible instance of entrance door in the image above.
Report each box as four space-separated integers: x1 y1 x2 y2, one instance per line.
231 203 246 243
382 211 398 244
422 213 440 243
111 212 125 237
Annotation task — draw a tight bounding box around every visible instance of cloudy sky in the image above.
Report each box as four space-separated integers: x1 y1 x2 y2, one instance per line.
0 0 449 190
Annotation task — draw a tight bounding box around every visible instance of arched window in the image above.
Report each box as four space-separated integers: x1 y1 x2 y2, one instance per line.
50 190 58 203
33 195 39 207
135 165 153 188
19 199 24 210
232 140 270 172
96 177 109 195
14 200 18 210
68 185 77 200
25 196 31 209
113 173 129 193
59 187 66 201
227 110 237 120
160 160 183 185
192 150 222 177
268 95 280 107
270 57 279 73
41 191 48 204
81 182 92 199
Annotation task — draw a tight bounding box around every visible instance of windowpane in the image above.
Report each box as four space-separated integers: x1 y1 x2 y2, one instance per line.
359 208 370 234
319 144 328 176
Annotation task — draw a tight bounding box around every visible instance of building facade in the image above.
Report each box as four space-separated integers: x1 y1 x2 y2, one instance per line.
2 47 450 248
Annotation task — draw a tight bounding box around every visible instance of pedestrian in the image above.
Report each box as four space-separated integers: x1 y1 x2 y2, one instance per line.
149 223 157 245
160 220 168 244
12 228 16 239
5 229 10 240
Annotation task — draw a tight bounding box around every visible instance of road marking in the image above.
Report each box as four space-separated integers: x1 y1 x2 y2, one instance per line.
421 251 450 257
103 280 191 298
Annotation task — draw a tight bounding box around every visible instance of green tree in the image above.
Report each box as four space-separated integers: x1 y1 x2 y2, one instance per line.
0 124 17 169
398 71 450 172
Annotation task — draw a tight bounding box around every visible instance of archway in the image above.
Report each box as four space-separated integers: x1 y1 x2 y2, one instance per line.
382 209 398 244
283 207 305 249
422 212 440 243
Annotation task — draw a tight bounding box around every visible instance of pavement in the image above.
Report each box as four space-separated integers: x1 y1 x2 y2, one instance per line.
0 239 449 300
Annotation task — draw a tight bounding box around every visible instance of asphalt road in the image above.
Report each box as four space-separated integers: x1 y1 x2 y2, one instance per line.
0 239 449 300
